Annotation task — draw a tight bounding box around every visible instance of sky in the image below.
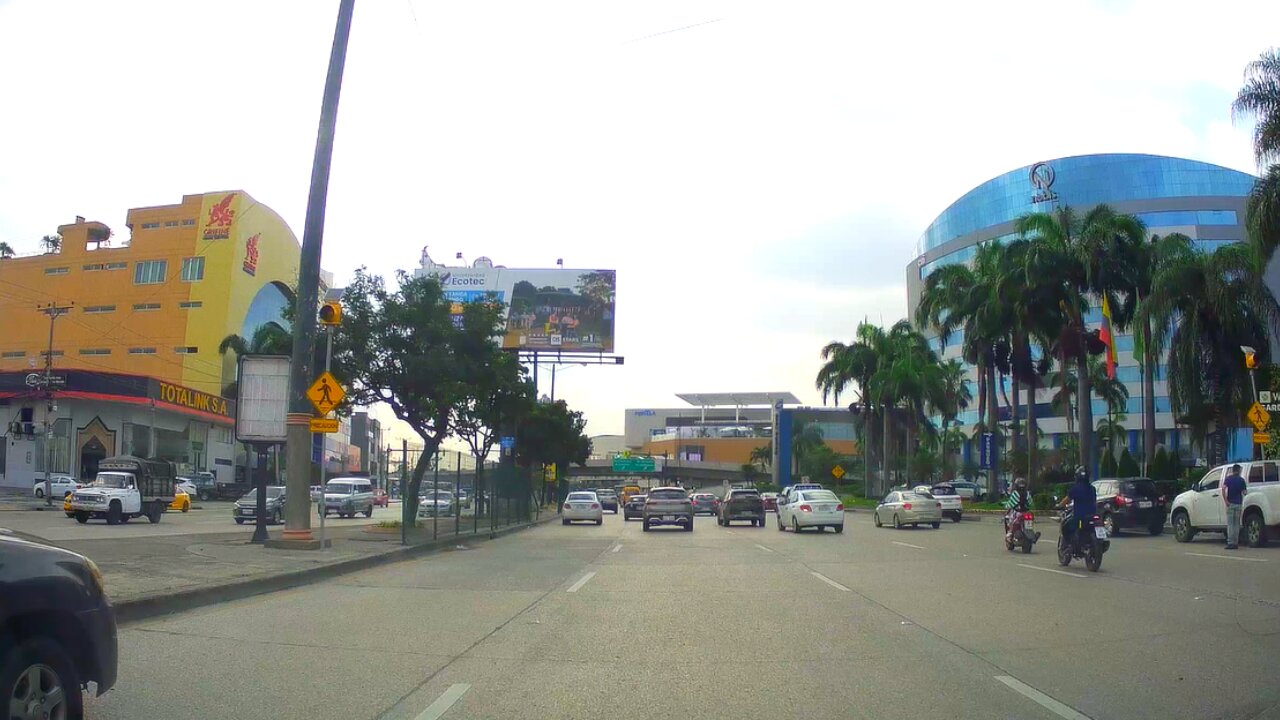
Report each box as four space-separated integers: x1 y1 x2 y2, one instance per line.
1 0 1277 443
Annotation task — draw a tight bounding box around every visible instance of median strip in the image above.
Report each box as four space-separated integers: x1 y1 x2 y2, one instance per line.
567 571 597 593
810 571 850 592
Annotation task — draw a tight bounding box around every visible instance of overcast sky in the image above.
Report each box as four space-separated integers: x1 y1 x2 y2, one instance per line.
1 0 1276 442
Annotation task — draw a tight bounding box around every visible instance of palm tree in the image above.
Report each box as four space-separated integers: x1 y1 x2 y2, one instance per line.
749 444 771 471
1095 413 1129 462
39 234 61 254
817 321 886 490
1232 48 1280 166
1140 241 1279 436
1247 164 1280 261
0 242 13 259
791 422 826 479
867 321 943 487
929 359 971 479
218 324 294 397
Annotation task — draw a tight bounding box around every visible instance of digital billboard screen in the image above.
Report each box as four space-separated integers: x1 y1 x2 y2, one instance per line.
427 267 616 352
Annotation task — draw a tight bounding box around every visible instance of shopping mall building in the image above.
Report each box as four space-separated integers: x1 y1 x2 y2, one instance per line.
905 153 1266 464
0 191 348 489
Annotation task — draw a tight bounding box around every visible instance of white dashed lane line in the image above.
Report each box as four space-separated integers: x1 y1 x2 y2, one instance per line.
1186 552 1267 563
995 675 1092 719
566 571 597 592
1017 564 1087 579
891 541 926 550
611 544 622 553
810 571 851 592
754 544 774 553
413 684 471 720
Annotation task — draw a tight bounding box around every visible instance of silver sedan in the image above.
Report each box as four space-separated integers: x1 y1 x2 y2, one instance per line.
874 491 943 529
562 491 603 525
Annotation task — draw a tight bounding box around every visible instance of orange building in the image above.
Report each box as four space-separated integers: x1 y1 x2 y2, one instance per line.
0 191 304 488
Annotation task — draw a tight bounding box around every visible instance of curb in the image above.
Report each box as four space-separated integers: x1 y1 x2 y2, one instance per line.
112 512 561 626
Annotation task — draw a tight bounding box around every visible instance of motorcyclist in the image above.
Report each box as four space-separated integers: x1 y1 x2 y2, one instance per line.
1004 477 1036 540
1058 466 1097 553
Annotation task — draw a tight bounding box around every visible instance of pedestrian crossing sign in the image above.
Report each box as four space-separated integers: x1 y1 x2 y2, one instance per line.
307 372 345 416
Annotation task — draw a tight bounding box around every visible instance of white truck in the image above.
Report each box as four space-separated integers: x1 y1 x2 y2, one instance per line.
1171 460 1280 547
71 455 177 525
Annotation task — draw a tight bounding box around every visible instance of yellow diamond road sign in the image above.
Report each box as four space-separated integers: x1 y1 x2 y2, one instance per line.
1248 402 1271 432
307 372 345 416
831 464 846 480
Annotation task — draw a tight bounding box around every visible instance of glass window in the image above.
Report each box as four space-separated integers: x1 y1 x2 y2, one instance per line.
180 256 205 282
164 220 179 227
1 351 26 359
78 348 111 356
133 303 161 312
83 305 116 314
1199 468 1223 491
178 301 203 309
106 262 127 270
44 267 69 276
82 263 104 271
134 260 166 284
1248 464 1265 484
173 346 198 354
181 218 196 226
1264 463 1280 484
128 347 157 355
140 222 161 229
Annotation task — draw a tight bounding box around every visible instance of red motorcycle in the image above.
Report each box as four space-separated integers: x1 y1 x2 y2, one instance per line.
1004 510 1041 554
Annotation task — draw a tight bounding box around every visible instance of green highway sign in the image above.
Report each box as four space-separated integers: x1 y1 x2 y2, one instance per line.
612 456 657 473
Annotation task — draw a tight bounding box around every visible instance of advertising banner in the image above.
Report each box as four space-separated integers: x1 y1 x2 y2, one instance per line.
427 267 616 352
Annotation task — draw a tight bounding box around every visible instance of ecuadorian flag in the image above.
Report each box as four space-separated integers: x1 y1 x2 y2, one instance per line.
1099 296 1117 380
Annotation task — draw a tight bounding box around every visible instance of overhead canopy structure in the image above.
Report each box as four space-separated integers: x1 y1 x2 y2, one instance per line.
675 392 800 407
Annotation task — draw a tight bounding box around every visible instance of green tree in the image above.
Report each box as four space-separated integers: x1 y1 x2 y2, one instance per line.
39 234 61 254
0 242 13 259
1100 448 1118 477
791 421 826 479
749 443 772 470
1117 448 1140 477
1232 49 1280 166
817 322 886 489
217 323 294 398
329 271 508 522
452 350 536 513
517 400 591 504
1095 413 1128 459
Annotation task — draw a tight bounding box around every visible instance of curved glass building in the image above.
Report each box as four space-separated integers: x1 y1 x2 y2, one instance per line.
905 153 1258 461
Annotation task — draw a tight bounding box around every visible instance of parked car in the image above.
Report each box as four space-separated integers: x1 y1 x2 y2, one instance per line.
719 488 765 527
643 487 694 532
690 493 719 515
761 492 779 512
417 491 457 518
32 475 80 499
373 488 390 507
1172 461 1280 546
594 488 619 513
1093 477 1165 536
322 477 374 518
778 488 844 533
174 477 199 498
874 491 942 529
623 494 647 521
926 484 963 522
0 526 118 716
169 489 191 513
233 486 287 524
949 481 985 502
562 491 604 525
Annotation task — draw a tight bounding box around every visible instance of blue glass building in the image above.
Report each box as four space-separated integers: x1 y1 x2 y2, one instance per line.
905 153 1258 463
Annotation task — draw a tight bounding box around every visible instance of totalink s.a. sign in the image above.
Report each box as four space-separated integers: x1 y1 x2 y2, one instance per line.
1029 161 1059 204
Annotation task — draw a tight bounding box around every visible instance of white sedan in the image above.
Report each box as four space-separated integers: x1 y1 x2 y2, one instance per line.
777 489 844 533
33 475 80 499
175 477 199 497
562 491 603 525
874 491 943 529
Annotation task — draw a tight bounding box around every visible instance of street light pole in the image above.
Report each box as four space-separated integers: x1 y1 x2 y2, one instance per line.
282 0 356 548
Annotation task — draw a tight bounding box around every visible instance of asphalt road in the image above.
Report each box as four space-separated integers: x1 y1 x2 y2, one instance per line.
85 510 1280 720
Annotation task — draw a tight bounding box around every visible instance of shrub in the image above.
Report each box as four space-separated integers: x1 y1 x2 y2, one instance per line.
1117 448 1140 477
1032 492 1055 513
1100 450 1118 477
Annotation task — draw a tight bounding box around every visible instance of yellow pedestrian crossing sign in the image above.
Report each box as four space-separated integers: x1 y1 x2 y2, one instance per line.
1248 402 1271 432
307 372 345 416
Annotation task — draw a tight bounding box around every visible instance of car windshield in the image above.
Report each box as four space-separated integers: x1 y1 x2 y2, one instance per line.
932 486 956 495
1121 480 1159 498
648 489 687 500
266 487 286 499
326 484 353 495
800 491 839 502
914 490 935 499
93 473 132 489
901 493 927 502
567 493 596 501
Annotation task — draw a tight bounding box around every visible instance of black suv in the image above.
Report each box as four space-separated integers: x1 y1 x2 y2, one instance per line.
1093 477 1166 536
718 488 765 527
0 528 118 718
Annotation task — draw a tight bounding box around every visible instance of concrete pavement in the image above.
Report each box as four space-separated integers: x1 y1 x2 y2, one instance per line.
84 511 1280 720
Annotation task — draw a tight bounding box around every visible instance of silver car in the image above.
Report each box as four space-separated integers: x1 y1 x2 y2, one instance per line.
874 491 943 529
322 477 375 518
417 490 456 517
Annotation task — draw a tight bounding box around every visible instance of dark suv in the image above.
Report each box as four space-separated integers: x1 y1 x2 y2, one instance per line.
719 488 765 527
1093 477 1166 536
0 528 118 718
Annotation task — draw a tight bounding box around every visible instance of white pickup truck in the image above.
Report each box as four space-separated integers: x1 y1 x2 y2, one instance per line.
71 455 177 525
918 484 963 522
1171 460 1280 547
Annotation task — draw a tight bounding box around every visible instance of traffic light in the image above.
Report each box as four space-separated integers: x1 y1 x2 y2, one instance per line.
1243 345 1258 369
319 300 342 326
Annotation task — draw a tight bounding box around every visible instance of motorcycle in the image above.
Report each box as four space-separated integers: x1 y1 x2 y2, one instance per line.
1004 510 1041 554
1057 512 1110 572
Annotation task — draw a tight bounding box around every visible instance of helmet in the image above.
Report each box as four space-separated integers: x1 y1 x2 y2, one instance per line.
1074 465 1089 483
1014 477 1027 490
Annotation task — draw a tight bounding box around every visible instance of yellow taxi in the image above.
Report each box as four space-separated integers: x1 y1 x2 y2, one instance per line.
170 490 191 513
63 491 74 517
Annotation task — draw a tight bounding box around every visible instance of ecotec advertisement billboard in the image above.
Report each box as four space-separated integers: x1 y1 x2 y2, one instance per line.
427 267 616 352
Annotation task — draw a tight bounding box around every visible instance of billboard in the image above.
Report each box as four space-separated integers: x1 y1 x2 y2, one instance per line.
425 267 616 352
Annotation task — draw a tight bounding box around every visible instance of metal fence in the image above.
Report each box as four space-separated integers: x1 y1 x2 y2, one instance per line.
396 452 553 546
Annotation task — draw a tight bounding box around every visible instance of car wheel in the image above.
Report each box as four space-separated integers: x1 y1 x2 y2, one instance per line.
273 509 283 525
931 521 940 529
75 512 88 524
873 512 882 528
1148 521 1164 536
1 636 83 720
1244 511 1269 548
181 499 190 513
791 516 800 533
777 514 785 531
642 521 650 532
1103 513 1119 537
106 501 122 525
64 513 74 519
893 514 901 529
34 487 43 498
596 519 603 526
1172 511 1195 543
562 519 570 526
834 524 843 534
365 505 374 518
198 490 210 501
686 521 693 532
952 514 961 523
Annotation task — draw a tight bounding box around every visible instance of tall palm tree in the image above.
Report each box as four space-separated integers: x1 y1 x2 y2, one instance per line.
1019 204 1143 470
867 320 944 487
929 359 971 480
39 234 61 254
0 242 13 259
791 422 826 479
817 321 886 488
749 444 771 471
1140 242 1279 433
1247 164 1280 261
218 324 294 397
1232 48 1280 166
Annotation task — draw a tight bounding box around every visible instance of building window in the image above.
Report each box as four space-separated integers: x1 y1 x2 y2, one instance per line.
106 262 127 270
174 346 198 354
140 222 161 230
83 263 104 271
83 305 116 314
180 256 205 282
178 301 203 309
79 348 112 356
39 350 64 358
44 267 69 276
132 303 161 312
164 220 179 227
181 219 196 226
1 351 26 359
128 347 157 355
134 260 166 284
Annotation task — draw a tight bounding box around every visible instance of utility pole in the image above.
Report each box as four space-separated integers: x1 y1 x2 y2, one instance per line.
38 302 71 506
281 0 357 548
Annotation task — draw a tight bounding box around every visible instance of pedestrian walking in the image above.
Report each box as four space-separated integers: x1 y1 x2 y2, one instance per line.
1223 463 1247 549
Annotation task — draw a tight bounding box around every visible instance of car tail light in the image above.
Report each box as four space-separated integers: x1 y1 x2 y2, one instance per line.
590 503 600 509
1115 495 1130 506
1022 512 1034 521
936 502 942 508
903 503 913 510
563 503 571 510
1158 495 1166 504
1092 515 1102 524
799 504 812 512
835 504 844 511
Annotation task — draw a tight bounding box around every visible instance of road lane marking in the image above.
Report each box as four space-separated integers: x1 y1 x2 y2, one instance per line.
611 544 622 553
1186 552 1267 563
995 675 1091 719
567 571 597 592
810 571 850 592
1017 564 1086 579
754 544 774 553
891 541 926 549
414 684 471 720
